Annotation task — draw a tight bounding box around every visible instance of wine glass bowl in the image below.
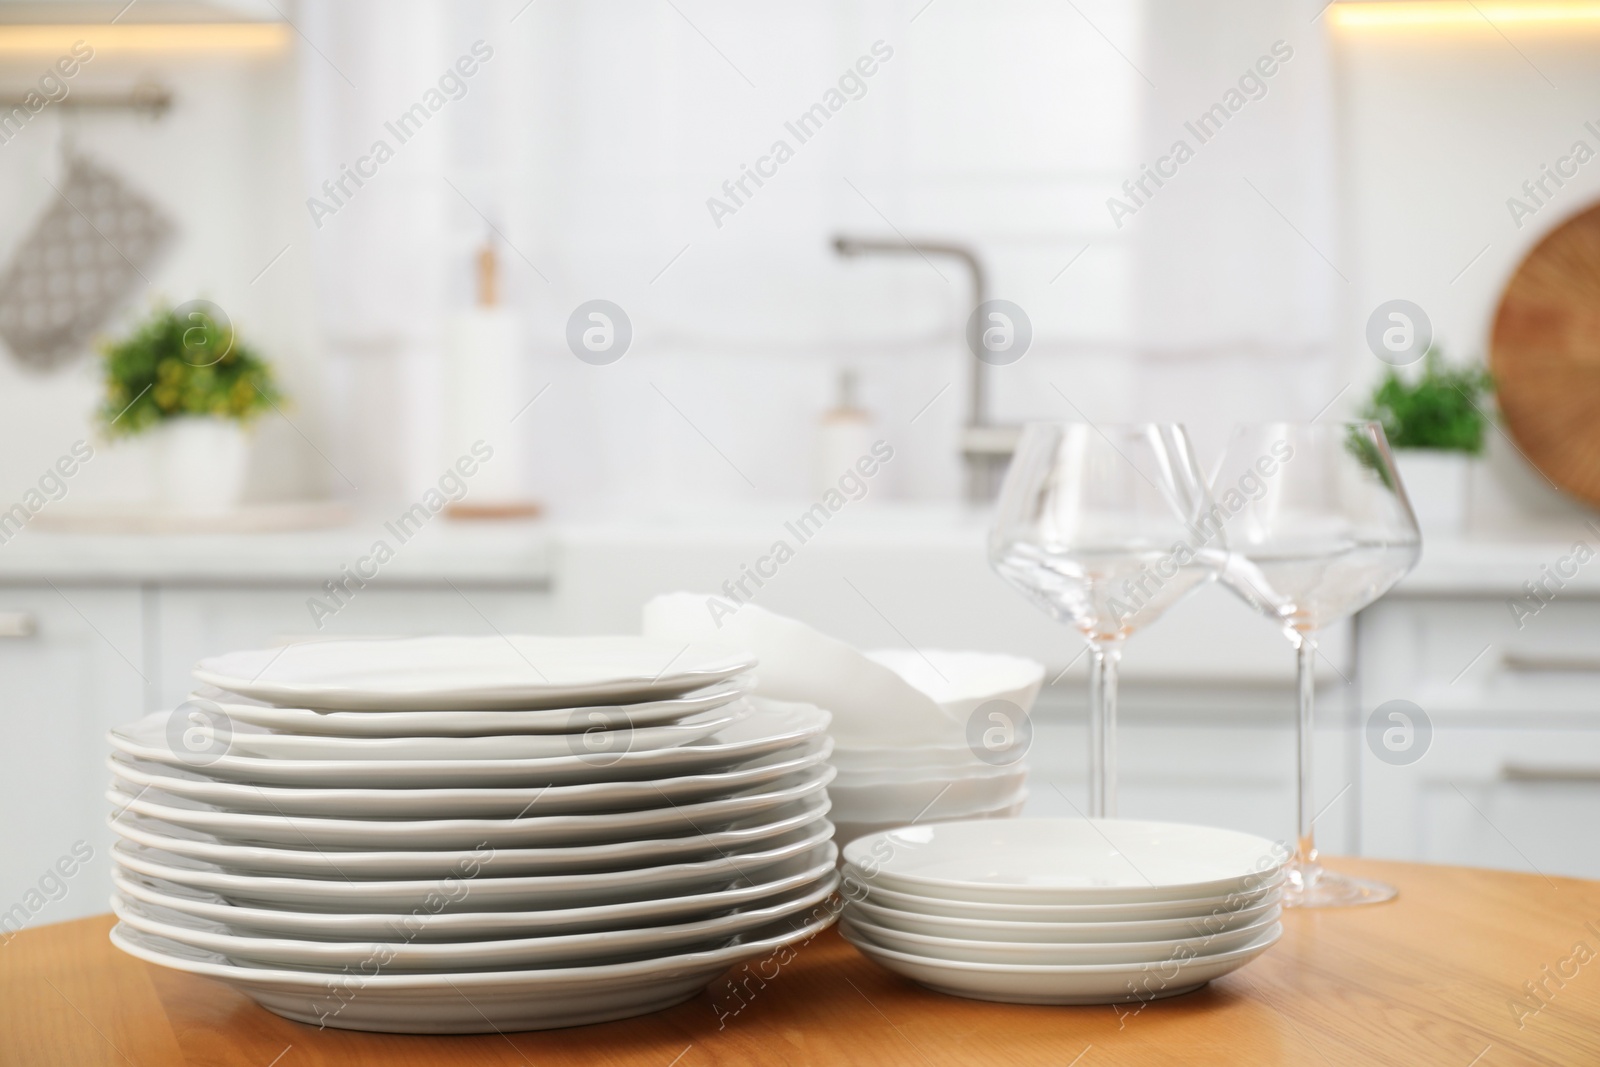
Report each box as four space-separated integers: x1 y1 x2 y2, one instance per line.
989 423 1222 817
1211 422 1420 907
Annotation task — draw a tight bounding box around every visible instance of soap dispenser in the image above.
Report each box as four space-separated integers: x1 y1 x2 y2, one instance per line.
814 368 876 497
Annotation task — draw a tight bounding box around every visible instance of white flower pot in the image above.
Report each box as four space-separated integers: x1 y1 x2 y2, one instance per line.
155 419 250 514
1393 449 1472 538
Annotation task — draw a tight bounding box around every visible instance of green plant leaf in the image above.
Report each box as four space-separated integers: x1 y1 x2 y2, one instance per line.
1359 347 1492 455
97 305 284 437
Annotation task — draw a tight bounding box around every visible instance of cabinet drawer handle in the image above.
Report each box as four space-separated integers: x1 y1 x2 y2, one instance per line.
1501 652 1600 673
0 611 35 638
1502 762 1600 782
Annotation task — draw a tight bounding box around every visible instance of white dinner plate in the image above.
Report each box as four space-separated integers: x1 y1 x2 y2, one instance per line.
840 909 1280 966
843 818 1288 904
112 908 836 1032
108 698 830 787
844 893 1283 943
108 763 835 849
193 677 750 737
193 635 757 711
176 703 749 762
850 879 1283 923
841 921 1282 1005
110 794 833 879
109 809 838 908
110 834 837 915
114 870 839 972
108 738 831 818
113 844 840 940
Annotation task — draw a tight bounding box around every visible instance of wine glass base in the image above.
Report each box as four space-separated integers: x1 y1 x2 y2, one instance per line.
1282 864 1398 909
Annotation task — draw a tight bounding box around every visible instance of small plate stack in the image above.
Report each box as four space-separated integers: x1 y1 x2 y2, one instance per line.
825 650 1043 845
105 635 841 1034
840 818 1287 1005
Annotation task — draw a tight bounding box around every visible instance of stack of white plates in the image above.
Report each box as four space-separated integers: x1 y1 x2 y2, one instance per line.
840 818 1287 1005
105 635 842 1033
828 651 1042 845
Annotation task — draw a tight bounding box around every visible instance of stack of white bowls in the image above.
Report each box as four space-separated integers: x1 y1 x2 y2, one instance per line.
840 818 1287 1005
828 650 1044 847
104 635 841 1033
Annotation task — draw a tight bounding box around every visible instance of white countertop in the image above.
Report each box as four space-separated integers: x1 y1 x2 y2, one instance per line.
0 515 552 584
3 501 1597 598
1399 532 1600 595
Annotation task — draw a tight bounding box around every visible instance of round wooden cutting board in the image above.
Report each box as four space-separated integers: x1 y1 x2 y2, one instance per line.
1491 201 1600 506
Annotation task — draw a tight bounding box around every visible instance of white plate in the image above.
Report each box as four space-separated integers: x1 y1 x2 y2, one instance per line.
180 703 749 762
844 893 1283 943
108 763 835 849
109 698 830 787
841 921 1282 1005
112 908 837 1033
108 738 832 818
114 870 839 972
193 635 757 711
850 879 1283 923
843 818 1288 904
113 845 840 940
110 794 833 879
112 827 837 914
840 909 1280 965
194 677 750 737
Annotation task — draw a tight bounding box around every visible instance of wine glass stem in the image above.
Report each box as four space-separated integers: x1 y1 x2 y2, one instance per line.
1088 642 1122 819
1295 633 1318 870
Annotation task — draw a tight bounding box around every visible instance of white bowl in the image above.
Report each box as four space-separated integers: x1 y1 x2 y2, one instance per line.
840 921 1282 1006
831 756 1020 783
866 648 1044 721
831 793 1027 854
841 909 1280 966
843 894 1282 943
849 878 1284 923
827 767 1027 824
841 818 1288 905
830 747 986 775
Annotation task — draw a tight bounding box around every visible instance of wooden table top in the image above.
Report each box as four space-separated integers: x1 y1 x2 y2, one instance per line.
3 858 1598 1066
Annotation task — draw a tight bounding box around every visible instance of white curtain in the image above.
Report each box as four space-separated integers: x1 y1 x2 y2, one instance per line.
1128 0 1342 442
294 1 1330 508
299 0 527 503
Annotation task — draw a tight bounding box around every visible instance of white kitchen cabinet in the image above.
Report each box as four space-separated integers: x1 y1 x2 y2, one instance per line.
0 562 553 927
1359 594 1600 879
4 521 1593 933
1023 682 1358 855
0 583 145 931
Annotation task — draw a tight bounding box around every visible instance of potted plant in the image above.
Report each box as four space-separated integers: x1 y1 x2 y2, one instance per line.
1361 346 1492 537
98 304 283 514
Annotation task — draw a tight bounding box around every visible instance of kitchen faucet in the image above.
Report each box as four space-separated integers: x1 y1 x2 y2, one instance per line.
832 235 1018 503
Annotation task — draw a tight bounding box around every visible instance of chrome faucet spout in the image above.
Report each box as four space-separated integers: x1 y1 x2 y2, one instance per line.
832 234 1012 502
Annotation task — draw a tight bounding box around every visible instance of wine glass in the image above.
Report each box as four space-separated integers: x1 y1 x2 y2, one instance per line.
989 423 1222 818
1211 422 1420 907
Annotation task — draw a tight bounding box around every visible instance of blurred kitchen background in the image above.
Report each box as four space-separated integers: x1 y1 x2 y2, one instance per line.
5 0 1600 919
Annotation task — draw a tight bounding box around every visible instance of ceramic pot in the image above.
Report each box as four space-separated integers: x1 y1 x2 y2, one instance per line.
1393 449 1471 537
155 419 249 514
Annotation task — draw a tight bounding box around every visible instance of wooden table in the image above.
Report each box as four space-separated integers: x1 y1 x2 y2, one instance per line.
3 859 1598 1066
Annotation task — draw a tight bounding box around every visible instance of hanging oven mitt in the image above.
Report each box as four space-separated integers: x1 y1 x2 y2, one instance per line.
0 151 175 372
